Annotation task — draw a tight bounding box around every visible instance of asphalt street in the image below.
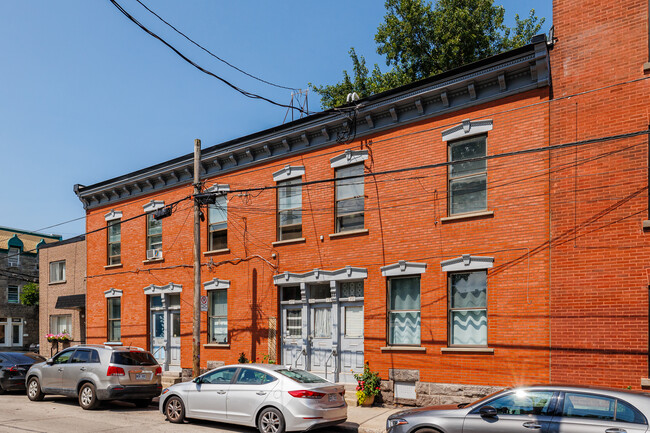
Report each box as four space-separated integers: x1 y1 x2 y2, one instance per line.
0 392 359 433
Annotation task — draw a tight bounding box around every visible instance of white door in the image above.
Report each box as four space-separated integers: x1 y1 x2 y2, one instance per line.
339 303 364 383
151 311 166 365
169 311 181 367
0 320 7 347
281 308 304 368
11 319 22 347
308 304 334 377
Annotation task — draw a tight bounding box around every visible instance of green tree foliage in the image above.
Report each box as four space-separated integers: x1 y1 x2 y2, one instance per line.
20 283 39 306
310 0 544 109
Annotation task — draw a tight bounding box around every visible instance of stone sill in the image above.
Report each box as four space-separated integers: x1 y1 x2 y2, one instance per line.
440 210 494 223
142 258 164 264
642 220 650 230
272 238 306 247
644 62 650 73
203 248 230 256
329 229 369 239
203 343 230 349
104 264 123 270
641 378 650 388
48 280 66 286
441 347 494 354
380 346 427 353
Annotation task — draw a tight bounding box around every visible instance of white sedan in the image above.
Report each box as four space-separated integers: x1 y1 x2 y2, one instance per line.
159 364 347 433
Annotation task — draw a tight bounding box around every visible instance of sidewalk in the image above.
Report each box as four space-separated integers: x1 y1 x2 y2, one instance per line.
339 405 405 433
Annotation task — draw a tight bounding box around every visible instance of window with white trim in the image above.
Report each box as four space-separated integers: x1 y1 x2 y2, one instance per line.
448 271 487 346
335 163 364 232
208 289 227 343
50 260 66 283
107 297 121 342
388 276 421 345
448 135 487 215
7 247 20 267
277 178 302 240
7 286 19 304
107 219 121 265
50 314 71 334
146 213 162 252
208 194 227 251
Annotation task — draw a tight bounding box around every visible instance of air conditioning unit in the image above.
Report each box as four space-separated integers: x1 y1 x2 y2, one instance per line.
147 249 163 260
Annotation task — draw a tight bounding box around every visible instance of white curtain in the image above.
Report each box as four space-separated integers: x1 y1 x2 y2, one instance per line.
314 308 331 338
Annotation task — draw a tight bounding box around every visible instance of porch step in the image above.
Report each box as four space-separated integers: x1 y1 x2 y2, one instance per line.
343 383 358 406
161 371 182 389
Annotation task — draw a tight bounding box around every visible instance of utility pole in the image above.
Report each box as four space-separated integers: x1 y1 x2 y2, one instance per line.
192 139 201 377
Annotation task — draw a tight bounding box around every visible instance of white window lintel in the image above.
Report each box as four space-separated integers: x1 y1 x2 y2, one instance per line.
143 200 165 213
273 266 367 286
273 165 305 182
143 282 182 295
442 119 493 142
205 183 230 194
330 149 368 168
381 261 427 277
204 278 231 291
104 288 123 298
104 209 123 222
441 254 494 272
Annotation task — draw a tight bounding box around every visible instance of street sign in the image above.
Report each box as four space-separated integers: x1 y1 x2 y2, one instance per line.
200 295 208 312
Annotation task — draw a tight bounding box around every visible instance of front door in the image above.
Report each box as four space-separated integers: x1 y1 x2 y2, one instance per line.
309 303 334 377
281 308 304 368
149 293 181 371
0 318 23 348
339 303 364 383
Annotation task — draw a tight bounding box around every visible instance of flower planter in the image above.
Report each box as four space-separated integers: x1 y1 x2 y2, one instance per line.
359 395 375 407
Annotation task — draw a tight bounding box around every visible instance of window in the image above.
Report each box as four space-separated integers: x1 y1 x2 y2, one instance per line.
208 289 227 343
7 247 20 267
107 219 121 265
71 349 99 364
50 314 72 334
335 163 364 232
50 261 66 283
388 276 421 345
448 135 487 215
277 178 302 240
449 271 487 346
313 308 332 338
146 213 162 252
107 297 121 342
234 368 276 385
483 390 555 416
52 349 74 364
7 286 19 304
281 286 301 302
208 194 227 251
201 367 238 384
286 310 302 337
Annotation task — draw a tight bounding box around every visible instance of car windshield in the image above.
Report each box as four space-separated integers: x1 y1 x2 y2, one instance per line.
110 351 157 366
1 353 45 364
276 369 328 383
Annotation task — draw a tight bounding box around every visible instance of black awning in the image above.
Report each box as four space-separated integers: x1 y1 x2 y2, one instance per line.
55 294 85 309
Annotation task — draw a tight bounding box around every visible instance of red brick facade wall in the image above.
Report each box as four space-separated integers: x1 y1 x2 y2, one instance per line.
549 0 650 387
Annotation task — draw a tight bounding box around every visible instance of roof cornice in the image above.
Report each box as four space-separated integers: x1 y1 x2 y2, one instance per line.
75 39 549 210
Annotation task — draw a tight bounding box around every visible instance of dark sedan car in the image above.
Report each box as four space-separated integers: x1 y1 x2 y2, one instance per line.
0 352 45 393
386 385 650 433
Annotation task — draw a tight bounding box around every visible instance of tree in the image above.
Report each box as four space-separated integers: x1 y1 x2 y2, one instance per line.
310 0 544 109
20 283 39 306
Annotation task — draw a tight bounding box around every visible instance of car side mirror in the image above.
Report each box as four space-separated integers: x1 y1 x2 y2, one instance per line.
479 405 497 418
193 377 202 384
46 358 54 365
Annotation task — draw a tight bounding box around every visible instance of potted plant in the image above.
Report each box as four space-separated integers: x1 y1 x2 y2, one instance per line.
56 333 71 342
46 334 56 343
353 362 381 406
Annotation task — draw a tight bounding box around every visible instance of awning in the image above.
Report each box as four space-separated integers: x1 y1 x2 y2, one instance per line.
55 294 85 309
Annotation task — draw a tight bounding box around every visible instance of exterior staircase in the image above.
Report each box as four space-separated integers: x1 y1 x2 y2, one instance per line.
343 383 358 406
161 371 182 389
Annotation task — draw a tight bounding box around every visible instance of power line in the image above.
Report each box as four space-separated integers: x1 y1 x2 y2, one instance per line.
133 0 298 92
107 0 309 114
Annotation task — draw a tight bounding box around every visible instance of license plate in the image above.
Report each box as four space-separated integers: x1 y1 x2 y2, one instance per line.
328 393 339 402
135 373 147 380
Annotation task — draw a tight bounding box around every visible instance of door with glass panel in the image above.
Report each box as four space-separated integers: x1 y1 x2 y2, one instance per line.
169 311 181 367
307 284 334 377
0 318 7 347
150 293 181 370
339 281 365 383
280 286 304 368
11 319 22 347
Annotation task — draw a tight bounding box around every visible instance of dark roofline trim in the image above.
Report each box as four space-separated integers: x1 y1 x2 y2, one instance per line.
38 235 86 250
0 226 62 241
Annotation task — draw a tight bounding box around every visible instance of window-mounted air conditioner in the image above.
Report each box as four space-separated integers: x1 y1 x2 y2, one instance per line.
147 249 163 260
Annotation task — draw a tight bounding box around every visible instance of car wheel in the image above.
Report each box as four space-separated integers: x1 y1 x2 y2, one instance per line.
133 398 152 408
27 377 44 401
415 429 442 433
78 383 99 410
0 382 5 395
165 396 185 423
258 407 285 433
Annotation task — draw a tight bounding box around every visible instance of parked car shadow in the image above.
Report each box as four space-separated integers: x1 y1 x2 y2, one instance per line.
37 396 160 412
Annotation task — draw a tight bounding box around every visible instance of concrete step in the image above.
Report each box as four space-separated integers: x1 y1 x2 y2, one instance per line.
161 371 182 389
343 383 358 406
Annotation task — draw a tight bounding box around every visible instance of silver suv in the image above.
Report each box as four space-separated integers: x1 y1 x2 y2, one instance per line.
26 344 162 409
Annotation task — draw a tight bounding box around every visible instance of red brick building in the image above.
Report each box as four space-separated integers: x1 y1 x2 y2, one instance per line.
74 0 650 404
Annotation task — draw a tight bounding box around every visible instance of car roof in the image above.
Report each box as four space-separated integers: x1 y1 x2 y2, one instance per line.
216 363 290 372
65 344 151 352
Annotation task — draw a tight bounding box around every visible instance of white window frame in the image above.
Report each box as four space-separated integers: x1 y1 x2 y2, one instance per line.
277 177 303 241
50 260 66 283
208 194 228 251
50 314 72 335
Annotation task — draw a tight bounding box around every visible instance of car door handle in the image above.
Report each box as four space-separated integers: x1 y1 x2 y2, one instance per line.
217 390 226 394
605 429 627 433
523 422 542 429
256 391 267 395
79 367 86 371
57 368 63 372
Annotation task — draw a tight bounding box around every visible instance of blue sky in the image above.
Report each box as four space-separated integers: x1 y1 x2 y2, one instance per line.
0 0 551 239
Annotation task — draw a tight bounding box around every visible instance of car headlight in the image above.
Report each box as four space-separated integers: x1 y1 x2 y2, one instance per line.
386 418 408 430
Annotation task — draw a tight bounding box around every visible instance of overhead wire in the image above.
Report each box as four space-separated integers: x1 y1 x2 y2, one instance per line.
107 0 309 114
